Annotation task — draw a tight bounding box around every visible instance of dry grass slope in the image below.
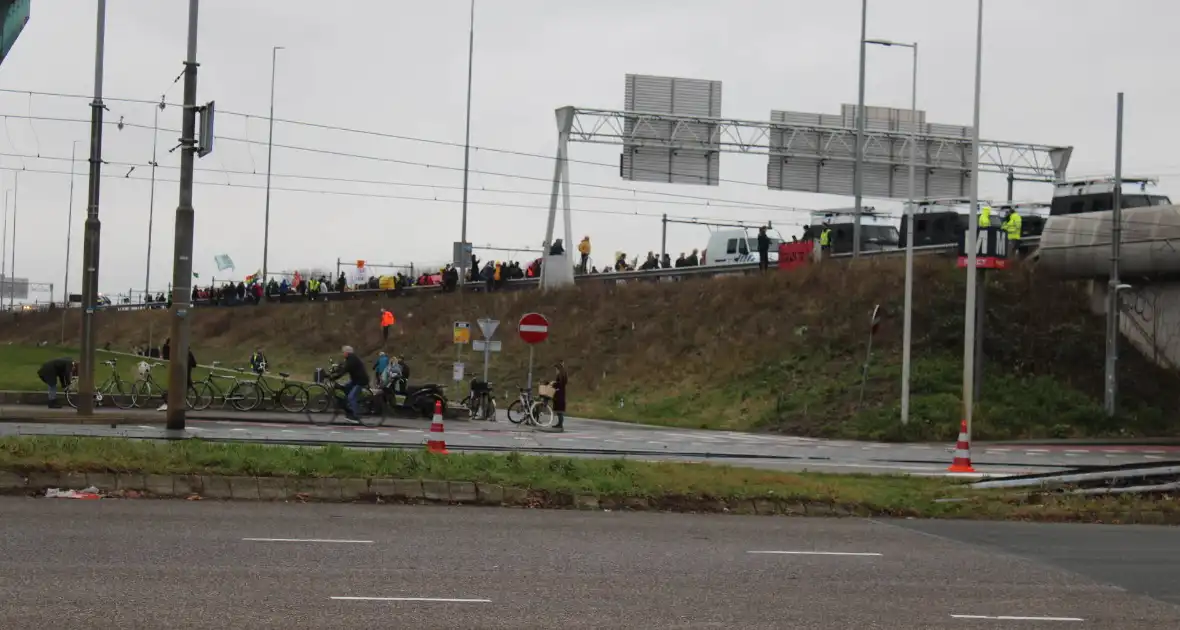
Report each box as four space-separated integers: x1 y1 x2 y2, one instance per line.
3 257 1176 440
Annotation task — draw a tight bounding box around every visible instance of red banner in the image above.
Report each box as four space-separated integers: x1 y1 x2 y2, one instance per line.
778 241 814 271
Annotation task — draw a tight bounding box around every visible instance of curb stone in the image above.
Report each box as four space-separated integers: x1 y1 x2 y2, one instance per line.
1 471 1177 525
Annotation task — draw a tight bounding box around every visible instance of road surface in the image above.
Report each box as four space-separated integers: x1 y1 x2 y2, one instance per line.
2 406 1176 476
0 499 1177 628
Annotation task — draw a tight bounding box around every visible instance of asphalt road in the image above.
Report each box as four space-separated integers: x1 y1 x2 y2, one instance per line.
2 405 1177 477
1 499 1177 628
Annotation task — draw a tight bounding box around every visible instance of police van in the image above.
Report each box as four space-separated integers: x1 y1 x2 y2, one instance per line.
702 227 783 266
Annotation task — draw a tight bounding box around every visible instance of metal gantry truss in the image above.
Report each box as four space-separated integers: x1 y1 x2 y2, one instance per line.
568 107 1072 182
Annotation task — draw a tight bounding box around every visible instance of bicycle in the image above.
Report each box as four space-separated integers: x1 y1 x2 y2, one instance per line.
131 361 200 410
227 368 309 413
185 361 249 411
65 359 135 409
461 378 497 422
305 380 387 427
302 358 340 415
505 383 555 428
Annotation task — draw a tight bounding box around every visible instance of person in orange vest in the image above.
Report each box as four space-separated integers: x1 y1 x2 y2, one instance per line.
380 308 395 342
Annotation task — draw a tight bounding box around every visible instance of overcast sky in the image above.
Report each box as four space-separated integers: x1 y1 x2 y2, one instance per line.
0 0 1177 301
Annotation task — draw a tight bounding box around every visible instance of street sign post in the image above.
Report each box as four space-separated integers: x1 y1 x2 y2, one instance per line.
518 312 550 389
476 317 500 381
453 321 471 345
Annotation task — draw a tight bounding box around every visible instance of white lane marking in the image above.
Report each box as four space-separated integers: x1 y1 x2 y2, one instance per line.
137 425 154 430
1026 449 1050 453
950 614 1083 622
398 429 419 433
747 551 882 557
332 597 491 603
230 428 247 432
1103 449 1127 454
281 429 294 433
1145 450 1167 454
1146 455 1163 460
242 538 374 544
1065 449 1090 454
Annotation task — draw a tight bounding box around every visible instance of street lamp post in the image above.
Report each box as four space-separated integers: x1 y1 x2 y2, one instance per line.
261 45 283 292
145 100 163 299
458 0 475 285
1 189 7 304
852 0 867 258
9 171 18 310
961 0 985 448
864 38 918 425
65 141 79 304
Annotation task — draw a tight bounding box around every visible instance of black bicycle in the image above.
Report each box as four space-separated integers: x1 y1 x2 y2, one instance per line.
305 381 387 427
462 378 497 421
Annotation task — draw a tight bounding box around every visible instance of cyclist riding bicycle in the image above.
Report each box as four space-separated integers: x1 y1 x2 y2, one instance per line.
329 345 369 422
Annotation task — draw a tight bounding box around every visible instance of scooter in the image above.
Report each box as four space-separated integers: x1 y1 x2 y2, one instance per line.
383 377 447 418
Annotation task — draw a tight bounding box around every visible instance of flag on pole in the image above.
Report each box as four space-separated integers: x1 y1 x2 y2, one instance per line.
245 269 261 284
192 272 200 279
214 254 235 272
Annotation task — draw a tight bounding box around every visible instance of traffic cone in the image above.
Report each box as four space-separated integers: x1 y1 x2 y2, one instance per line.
947 419 975 473
426 400 448 454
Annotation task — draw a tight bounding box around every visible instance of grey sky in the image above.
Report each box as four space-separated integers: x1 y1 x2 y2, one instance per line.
0 0 1176 301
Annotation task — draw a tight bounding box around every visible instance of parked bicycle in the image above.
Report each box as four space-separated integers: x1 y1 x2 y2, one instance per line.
131 362 169 409
65 359 135 409
227 369 309 413
461 378 497 422
505 382 556 428
185 361 250 411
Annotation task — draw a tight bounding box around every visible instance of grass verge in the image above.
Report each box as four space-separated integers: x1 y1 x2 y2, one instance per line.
1 436 1177 524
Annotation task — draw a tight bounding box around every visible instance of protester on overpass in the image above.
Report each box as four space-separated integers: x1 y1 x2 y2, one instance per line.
549 239 565 256
37 357 75 409
660 253 671 269
686 249 700 266
1003 207 1023 256
758 226 771 272
577 236 591 273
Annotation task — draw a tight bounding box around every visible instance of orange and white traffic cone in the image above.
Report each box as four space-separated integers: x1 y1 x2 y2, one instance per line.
426 400 448 454
947 419 975 473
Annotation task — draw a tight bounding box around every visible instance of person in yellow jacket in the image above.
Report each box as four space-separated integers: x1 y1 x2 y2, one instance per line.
979 204 992 228
1002 207 1023 257
577 236 591 273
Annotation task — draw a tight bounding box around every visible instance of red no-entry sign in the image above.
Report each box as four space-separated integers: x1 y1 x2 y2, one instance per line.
518 312 550 344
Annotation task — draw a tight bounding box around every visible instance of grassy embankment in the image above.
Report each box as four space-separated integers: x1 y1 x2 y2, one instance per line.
2 256 1177 441
1 435 1175 523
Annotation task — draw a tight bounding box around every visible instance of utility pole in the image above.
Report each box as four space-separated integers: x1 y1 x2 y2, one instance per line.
1 190 7 303
77 0 107 416
961 0 984 447
165 0 201 430
458 0 475 285
261 45 283 292
8 171 16 310
1104 92 1125 417
852 0 867 258
64 141 78 305
145 101 161 299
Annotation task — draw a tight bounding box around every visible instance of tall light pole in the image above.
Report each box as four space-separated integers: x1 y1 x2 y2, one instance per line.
78 0 108 416
1 189 7 305
65 141 79 304
961 0 984 447
261 45 283 292
852 0 867 258
145 99 163 299
9 171 17 309
458 0 475 284
865 38 918 425
1104 92 1125 417
164 0 201 430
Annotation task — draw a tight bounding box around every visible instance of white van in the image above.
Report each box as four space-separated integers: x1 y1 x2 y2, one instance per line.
702 229 782 266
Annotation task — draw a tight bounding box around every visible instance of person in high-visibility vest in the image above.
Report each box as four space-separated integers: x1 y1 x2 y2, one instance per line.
979 204 992 228
1002 207 1023 257
819 223 832 259
380 308 395 342
577 236 591 274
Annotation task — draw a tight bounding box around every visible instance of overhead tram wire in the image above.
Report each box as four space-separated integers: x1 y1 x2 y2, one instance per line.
0 87 812 195
0 161 1156 239
0 162 803 227
0 111 814 215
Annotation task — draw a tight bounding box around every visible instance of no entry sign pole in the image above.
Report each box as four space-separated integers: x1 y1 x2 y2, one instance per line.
518 312 550 390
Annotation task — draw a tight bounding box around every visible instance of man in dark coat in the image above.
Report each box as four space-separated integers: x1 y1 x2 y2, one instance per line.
544 361 568 433
37 357 75 409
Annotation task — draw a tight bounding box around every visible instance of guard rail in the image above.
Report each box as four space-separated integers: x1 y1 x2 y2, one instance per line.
2 236 1039 315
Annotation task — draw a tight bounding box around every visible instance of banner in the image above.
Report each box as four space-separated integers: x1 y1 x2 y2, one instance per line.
777 241 814 272
214 254 235 271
